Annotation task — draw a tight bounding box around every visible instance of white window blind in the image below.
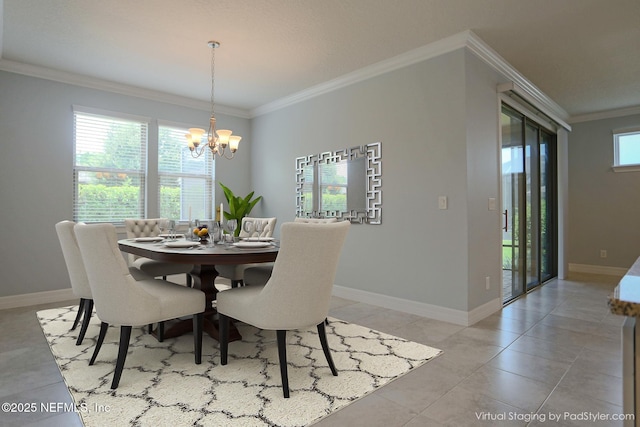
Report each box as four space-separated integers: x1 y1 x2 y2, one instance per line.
158 125 214 221
73 108 148 223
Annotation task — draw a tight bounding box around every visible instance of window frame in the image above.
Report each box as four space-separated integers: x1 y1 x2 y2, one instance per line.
72 105 150 224
157 121 215 222
613 126 640 173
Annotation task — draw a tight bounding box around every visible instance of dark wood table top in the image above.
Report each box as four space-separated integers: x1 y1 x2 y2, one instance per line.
118 238 279 265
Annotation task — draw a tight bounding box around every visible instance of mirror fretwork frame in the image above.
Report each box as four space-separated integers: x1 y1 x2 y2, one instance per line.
295 142 382 224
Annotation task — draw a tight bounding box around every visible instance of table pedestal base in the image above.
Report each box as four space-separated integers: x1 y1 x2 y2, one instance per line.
152 314 241 342
151 264 241 342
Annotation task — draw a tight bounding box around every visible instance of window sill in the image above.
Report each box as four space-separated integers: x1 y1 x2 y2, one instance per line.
612 164 640 173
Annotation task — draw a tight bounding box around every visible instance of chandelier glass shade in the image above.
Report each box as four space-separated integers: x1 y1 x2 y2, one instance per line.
186 41 240 159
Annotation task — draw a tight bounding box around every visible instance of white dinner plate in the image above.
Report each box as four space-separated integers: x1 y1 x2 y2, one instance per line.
164 241 200 248
134 237 164 242
234 241 272 248
242 237 275 242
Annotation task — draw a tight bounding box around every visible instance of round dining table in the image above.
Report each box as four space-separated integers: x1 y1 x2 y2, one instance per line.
118 237 278 342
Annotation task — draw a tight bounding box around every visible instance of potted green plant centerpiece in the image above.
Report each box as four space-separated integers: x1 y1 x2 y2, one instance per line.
219 182 262 237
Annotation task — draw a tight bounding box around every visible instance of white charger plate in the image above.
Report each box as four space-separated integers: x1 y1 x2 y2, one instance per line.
134 237 164 242
164 241 200 248
234 241 272 248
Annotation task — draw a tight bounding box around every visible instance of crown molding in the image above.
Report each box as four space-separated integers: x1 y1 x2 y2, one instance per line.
0 58 251 119
252 31 470 117
464 31 569 122
252 30 570 123
568 105 640 124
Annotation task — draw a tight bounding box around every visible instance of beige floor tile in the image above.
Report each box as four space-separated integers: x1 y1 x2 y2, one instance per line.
0 273 628 427
558 364 623 406
471 313 537 335
572 348 623 378
312 393 417 427
421 386 528 426
351 308 421 334
376 359 466 412
487 348 571 385
534 384 626 427
451 325 521 348
540 313 615 337
507 334 584 364
582 332 623 357
499 305 548 323
328 301 384 323
457 365 555 413
389 317 464 345
524 323 596 348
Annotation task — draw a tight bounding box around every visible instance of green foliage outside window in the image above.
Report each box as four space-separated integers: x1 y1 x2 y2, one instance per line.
77 184 180 222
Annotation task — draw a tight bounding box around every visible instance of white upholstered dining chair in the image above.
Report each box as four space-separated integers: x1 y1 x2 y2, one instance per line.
241 217 337 287
55 220 152 345
124 218 193 287
215 216 277 288
75 223 205 390
55 220 95 345
217 220 350 398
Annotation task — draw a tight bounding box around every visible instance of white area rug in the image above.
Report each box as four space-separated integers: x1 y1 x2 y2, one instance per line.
37 306 441 426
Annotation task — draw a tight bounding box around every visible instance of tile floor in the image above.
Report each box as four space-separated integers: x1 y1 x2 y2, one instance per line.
0 273 628 426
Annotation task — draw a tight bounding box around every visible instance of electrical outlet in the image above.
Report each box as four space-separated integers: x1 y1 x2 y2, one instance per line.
600 250 607 258
485 276 490 290
438 196 448 210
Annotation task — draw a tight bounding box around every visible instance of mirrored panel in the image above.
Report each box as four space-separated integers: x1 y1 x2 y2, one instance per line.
296 142 381 224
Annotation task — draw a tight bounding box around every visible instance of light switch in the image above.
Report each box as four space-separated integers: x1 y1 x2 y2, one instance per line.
438 196 448 210
488 198 497 211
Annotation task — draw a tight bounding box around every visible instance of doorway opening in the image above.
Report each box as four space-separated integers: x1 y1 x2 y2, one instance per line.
501 104 557 304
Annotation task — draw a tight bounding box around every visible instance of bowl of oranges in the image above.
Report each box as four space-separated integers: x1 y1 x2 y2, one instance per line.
193 226 210 242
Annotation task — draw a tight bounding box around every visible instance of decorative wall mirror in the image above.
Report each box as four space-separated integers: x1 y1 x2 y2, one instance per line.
296 142 382 224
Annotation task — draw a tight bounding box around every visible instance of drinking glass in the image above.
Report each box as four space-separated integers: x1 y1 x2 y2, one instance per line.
211 222 221 244
168 220 176 240
226 219 237 243
158 219 169 238
254 220 264 240
206 226 216 247
243 220 254 237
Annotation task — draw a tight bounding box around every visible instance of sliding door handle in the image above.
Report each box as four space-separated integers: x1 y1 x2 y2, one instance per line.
503 209 508 232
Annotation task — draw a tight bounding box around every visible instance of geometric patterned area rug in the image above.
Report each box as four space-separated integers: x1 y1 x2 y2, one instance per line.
37 306 442 426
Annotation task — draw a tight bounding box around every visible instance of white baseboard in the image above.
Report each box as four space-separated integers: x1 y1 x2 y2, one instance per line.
332 285 501 326
568 263 628 277
467 298 503 326
0 288 75 310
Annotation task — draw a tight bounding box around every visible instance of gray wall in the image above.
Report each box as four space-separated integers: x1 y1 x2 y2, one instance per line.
0 70 251 297
251 49 504 313
568 114 640 269
5 44 622 318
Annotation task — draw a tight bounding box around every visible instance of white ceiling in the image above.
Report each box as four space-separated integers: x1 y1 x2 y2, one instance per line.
1 0 639 119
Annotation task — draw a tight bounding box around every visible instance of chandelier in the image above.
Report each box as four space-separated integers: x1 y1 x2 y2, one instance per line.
185 41 240 159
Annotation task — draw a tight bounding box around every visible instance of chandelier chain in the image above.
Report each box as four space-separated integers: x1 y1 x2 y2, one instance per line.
185 40 239 159
210 45 216 117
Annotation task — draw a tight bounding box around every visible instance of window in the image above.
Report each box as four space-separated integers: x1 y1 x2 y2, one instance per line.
613 128 640 172
158 124 214 221
73 107 148 223
319 161 347 213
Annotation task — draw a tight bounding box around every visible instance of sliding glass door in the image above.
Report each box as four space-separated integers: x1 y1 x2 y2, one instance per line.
501 105 557 303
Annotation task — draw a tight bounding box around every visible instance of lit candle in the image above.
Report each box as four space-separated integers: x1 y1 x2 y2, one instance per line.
220 202 224 222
